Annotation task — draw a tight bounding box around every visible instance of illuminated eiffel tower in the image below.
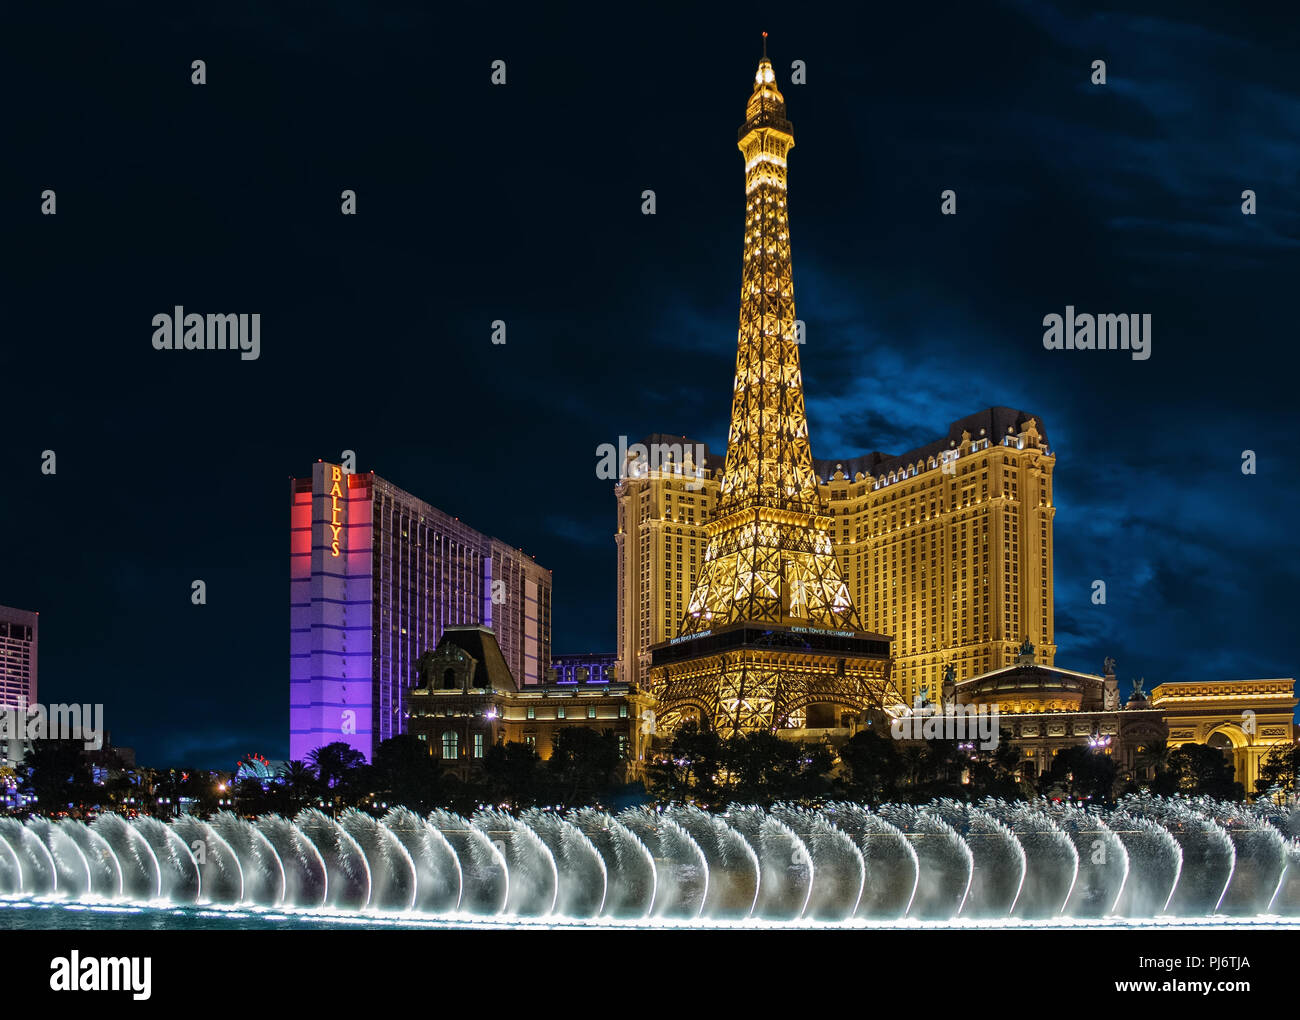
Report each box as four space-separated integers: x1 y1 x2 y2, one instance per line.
649 39 905 738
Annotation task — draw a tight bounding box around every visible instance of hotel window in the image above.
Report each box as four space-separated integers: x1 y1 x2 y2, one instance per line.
557 706 566 719
527 706 535 719
441 731 458 759
524 735 536 748
619 704 628 718
473 733 484 758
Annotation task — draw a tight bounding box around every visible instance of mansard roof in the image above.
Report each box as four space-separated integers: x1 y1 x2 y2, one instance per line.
812 407 1050 482
436 626 518 694
638 408 1049 487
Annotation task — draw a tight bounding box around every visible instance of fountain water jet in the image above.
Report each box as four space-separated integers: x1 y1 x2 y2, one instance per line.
0 818 57 895
1109 808 1181 917
472 809 558 917
878 805 972 919
26 819 93 900
930 800 1025 919
1202 800 1286 916
617 808 708 919
0 797 1294 925
338 809 417 912
171 817 244 904
294 809 371 910
568 808 655 919
57 819 123 899
131 817 201 904
428 810 508 915
983 802 1077 919
381 808 462 914
209 812 284 906
1048 805 1128 918
823 803 917 919
771 805 864 921
664 806 758 920
91 814 161 901
725 806 813 920
256 814 327 908
521 810 607 918
1130 797 1234 916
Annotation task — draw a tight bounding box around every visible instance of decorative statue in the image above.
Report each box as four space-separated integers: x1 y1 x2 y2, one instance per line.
414 649 437 689
1018 635 1035 657
1103 656 1116 675
942 662 956 686
1131 676 1146 698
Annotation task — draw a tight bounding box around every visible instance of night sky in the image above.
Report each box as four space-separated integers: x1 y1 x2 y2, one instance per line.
5 1 1298 768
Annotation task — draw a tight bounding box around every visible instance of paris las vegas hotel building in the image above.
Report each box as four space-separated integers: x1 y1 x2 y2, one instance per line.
615 428 1297 789
612 51 1294 788
616 410 1057 710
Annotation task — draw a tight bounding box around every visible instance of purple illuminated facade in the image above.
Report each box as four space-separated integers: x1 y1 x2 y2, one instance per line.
549 652 617 685
289 462 550 762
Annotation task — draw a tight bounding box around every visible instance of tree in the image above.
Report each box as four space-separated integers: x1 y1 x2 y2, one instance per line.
1037 746 1120 803
182 770 223 816
836 729 903 803
647 722 723 808
371 735 443 813
965 730 1024 800
234 777 270 815
548 728 621 808
898 744 929 797
481 741 542 811
1255 741 1299 797
306 742 366 791
14 740 98 814
279 760 319 812
1159 743 1243 800
720 731 834 807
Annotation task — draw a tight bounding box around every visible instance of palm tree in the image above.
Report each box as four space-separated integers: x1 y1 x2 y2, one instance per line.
306 742 366 792
278 760 317 811
1133 741 1169 785
901 745 928 797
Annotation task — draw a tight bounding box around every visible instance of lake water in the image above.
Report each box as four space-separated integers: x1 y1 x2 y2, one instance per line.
3 897 1298 931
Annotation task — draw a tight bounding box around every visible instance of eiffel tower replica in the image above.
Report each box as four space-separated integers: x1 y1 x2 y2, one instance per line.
649 40 905 738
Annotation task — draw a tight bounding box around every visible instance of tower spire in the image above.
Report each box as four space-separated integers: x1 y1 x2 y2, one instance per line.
680 46 857 635
648 46 902 740
761 30 767 59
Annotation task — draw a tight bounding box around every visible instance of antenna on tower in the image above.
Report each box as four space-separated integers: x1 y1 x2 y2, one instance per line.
762 31 768 58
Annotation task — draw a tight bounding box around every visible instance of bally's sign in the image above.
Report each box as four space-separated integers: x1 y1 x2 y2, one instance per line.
327 465 344 558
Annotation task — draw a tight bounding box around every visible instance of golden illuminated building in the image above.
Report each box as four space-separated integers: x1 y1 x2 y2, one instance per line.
617 410 1056 709
614 47 1295 785
824 410 1056 706
642 47 903 737
616 45 1056 713
1150 678 1297 793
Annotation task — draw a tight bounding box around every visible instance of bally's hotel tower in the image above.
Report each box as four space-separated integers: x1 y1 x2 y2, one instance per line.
290 461 551 761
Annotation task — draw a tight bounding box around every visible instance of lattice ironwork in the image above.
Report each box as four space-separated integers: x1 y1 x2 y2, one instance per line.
682 54 859 635
655 649 898 737
650 49 904 737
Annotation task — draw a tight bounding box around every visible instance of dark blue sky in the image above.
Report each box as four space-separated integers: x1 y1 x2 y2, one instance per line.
5 1 1298 767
